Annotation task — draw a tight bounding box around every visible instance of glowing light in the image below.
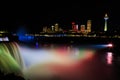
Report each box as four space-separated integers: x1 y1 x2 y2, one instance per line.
107 43 113 47
100 44 113 48
55 23 58 25
18 36 34 42
107 52 113 64
0 31 7 33
72 22 75 24
0 37 9 41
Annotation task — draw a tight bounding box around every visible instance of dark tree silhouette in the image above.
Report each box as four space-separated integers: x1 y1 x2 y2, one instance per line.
0 70 25 80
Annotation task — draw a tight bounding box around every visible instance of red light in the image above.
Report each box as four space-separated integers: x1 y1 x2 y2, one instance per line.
72 22 75 24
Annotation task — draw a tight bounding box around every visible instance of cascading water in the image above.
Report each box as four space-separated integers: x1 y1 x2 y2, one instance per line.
0 42 96 79
0 42 23 75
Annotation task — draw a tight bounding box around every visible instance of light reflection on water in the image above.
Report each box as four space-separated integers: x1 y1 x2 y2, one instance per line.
107 52 113 65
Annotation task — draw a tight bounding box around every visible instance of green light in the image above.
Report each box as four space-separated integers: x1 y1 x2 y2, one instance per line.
0 43 22 74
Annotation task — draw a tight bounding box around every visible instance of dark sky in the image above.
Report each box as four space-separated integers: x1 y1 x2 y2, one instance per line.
0 1 120 33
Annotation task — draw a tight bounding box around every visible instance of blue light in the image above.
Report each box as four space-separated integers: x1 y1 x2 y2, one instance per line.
84 44 108 49
18 36 34 42
16 26 27 36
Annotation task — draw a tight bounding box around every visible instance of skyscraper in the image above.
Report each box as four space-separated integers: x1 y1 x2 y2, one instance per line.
87 20 92 32
43 26 47 32
55 23 59 32
51 25 55 32
72 22 76 31
104 13 109 32
76 24 79 31
71 22 78 31
80 25 85 33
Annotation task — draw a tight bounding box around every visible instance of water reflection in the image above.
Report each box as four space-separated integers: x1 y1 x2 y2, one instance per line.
107 52 113 65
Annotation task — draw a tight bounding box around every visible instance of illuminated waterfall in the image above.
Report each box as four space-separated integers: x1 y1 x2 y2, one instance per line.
0 42 96 79
0 42 23 74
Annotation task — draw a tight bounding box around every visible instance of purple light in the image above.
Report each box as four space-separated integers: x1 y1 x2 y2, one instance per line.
35 42 39 48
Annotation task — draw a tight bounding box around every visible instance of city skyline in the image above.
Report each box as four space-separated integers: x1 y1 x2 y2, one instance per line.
0 1 120 32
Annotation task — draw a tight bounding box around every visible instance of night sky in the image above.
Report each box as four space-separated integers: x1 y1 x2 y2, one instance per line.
0 1 120 33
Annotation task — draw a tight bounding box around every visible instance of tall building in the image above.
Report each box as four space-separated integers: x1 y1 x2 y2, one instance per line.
72 22 75 30
76 24 79 31
47 28 51 33
104 13 109 32
43 26 47 32
71 22 78 31
51 25 55 32
87 20 92 32
54 23 59 32
80 25 85 33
